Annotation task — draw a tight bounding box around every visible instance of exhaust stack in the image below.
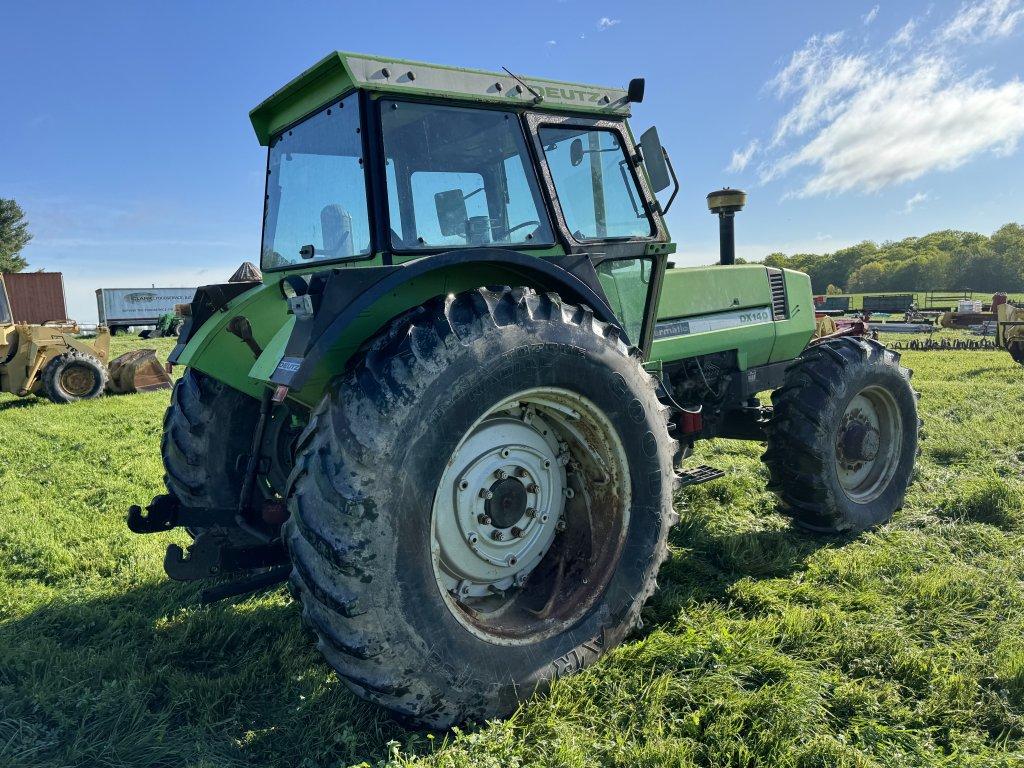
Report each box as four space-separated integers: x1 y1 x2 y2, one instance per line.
707 188 746 265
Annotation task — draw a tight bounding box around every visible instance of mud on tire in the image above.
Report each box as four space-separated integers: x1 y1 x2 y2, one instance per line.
284 286 677 728
763 336 919 534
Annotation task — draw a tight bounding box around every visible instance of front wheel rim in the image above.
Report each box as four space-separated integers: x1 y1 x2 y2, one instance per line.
60 363 98 397
431 387 630 645
834 385 903 503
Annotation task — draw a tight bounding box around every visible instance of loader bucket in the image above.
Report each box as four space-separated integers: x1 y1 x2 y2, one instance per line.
107 349 173 394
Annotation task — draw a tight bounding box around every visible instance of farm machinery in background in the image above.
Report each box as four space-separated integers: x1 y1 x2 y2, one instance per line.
0 274 171 403
813 289 1024 363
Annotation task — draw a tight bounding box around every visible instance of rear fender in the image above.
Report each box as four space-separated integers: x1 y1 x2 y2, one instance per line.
265 249 621 408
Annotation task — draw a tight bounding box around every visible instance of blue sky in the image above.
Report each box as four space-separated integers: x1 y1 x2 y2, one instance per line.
3 0 1023 321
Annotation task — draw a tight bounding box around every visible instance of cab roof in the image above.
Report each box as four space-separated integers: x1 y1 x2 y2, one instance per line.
249 51 632 145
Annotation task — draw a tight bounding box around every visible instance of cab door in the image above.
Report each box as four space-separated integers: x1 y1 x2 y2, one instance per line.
526 113 672 351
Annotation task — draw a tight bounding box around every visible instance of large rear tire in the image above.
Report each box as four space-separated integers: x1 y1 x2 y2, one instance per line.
284 287 676 728
763 337 918 533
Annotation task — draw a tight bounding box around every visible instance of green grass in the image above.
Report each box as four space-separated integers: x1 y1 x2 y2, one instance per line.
2 333 1023 767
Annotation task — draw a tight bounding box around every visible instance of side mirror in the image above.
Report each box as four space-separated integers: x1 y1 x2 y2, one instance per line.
434 189 469 237
570 138 584 167
639 126 671 193
627 77 645 103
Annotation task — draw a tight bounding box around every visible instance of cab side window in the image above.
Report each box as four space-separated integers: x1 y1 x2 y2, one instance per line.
539 126 653 241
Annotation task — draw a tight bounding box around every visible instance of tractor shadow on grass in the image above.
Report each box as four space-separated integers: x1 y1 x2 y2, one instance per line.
0 512 847 766
0 578 420 767
648 507 850 619
0 396 45 413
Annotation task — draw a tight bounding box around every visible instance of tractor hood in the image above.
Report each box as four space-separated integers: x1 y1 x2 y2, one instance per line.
249 51 632 145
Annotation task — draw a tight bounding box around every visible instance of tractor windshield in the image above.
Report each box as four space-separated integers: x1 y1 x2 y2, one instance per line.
261 93 371 270
380 101 553 250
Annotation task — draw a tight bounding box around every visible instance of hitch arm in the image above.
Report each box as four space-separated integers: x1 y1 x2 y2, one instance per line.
126 494 237 533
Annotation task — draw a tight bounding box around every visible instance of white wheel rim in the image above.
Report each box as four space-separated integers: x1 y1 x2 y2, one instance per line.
431 387 630 645
835 385 903 503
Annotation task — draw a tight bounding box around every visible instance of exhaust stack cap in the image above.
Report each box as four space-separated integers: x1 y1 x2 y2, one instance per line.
707 188 746 214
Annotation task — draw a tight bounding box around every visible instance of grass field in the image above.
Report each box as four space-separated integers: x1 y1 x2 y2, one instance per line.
2 333 1023 767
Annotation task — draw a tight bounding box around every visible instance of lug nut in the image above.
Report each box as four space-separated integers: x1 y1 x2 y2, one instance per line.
555 519 567 532
527 483 539 493
491 530 505 541
494 469 508 480
479 489 493 499
477 514 492 525
525 507 538 518
515 467 529 478
511 526 525 538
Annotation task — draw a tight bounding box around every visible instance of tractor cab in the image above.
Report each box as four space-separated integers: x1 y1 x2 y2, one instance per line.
249 53 677 352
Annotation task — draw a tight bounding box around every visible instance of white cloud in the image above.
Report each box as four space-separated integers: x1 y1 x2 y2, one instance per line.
940 0 1024 41
597 17 620 30
728 139 760 172
768 34 870 145
891 19 916 45
545 40 557 47
753 0 1024 196
902 191 930 213
864 5 880 25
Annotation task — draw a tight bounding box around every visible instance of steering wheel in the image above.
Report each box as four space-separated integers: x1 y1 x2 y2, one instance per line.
505 220 541 236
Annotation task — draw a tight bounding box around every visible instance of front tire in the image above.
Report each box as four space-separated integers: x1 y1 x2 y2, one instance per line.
41 350 108 403
284 287 676 727
763 337 919 533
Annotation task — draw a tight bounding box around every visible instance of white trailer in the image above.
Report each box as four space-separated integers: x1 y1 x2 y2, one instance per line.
95 287 197 334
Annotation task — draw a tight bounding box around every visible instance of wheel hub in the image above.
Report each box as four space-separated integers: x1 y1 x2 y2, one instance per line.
433 411 566 599
485 478 528 528
840 419 879 463
61 364 97 397
834 388 903 503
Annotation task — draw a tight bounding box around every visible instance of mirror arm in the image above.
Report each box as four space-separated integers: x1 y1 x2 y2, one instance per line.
660 148 680 215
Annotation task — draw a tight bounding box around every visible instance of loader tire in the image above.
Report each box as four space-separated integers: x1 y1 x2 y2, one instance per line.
161 370 259 509
763 337 919 534
1008 339 1024 366
284 286 676 728
41 350 108 403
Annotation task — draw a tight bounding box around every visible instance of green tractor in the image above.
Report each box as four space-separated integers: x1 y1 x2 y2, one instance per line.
128 53 919 727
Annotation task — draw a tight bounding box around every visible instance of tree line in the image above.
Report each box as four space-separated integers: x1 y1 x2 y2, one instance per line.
0 198 32 273
761 224 1024 294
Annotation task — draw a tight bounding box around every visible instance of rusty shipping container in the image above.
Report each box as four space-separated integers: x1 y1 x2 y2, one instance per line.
3 272 68 324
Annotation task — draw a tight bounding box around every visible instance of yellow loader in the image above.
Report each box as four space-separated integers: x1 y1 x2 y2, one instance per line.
0 275 172 403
